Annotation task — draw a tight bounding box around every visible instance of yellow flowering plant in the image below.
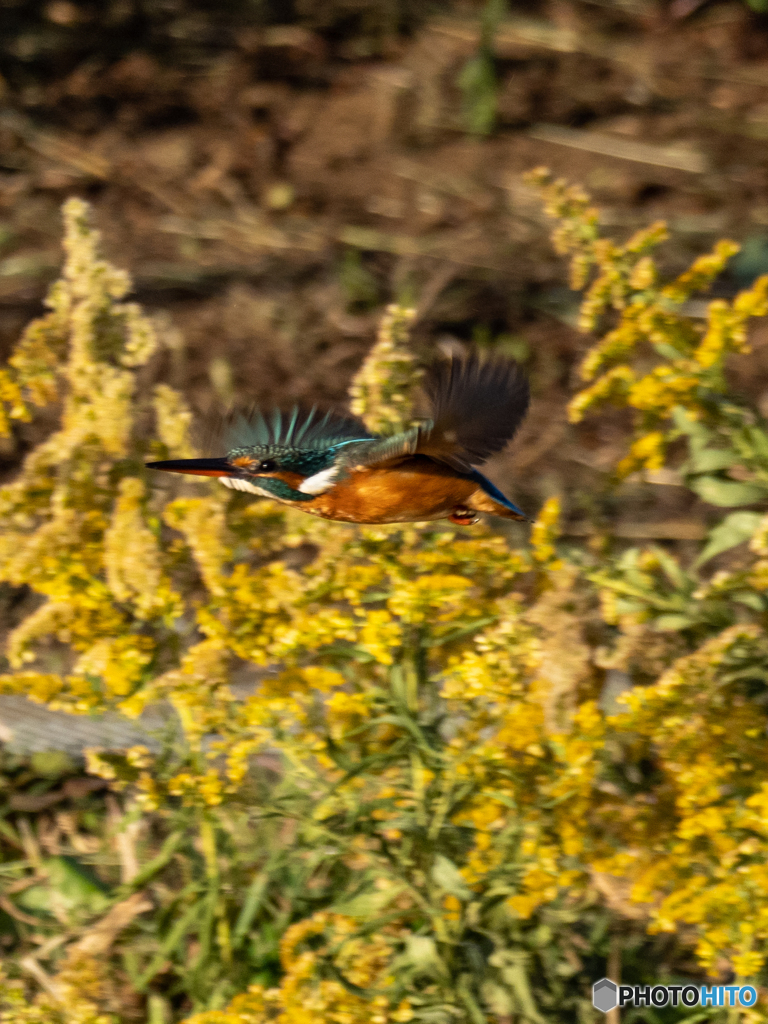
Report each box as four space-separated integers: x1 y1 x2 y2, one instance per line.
530 170 768 990
528 168 768 504
1 185 768 1023
0 204 611 1022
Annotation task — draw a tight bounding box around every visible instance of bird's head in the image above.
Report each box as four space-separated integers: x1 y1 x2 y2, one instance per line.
146 444 336 495
147 406 375 494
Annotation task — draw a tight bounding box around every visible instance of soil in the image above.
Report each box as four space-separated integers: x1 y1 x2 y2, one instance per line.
3 0 768 545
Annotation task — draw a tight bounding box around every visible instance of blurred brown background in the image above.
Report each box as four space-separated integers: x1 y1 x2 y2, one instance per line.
4 0 768 542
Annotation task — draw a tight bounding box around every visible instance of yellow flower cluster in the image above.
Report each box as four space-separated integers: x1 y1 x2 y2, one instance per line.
0 198 195 716
348 303 420 434
590 626 768 978
530 171 768 482
185 915 413 1024
0 953 114 1024
4 191 768 1023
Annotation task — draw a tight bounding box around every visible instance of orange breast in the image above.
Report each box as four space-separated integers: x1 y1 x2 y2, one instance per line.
306 460 476 524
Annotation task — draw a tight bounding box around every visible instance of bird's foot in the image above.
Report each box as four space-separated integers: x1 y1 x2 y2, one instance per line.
448 506 479 526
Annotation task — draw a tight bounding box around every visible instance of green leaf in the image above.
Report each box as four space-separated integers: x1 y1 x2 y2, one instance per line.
147 995 170 1024
456 973 487 1024
672 406 712 452
334 886 405 919
647 545 687 588
14 885 52 917
683 448 739 474
52 856 108 905
30 750 78 778
394 934 450 981
654 614 696 631
696 511 764 566
489 950 546 1024
136 899 202 991
733 590 766 610
431 854 472 900
0 820 22 850
457 0 506 137
741 425 768 463
232 867 272 948
431 616 497 647
689 475 768 507
458 53 497 135
19 856 110 919
652 341 686 361
338 249 380 311
731 232 768 276
481 980 514 1018
122 829 185 893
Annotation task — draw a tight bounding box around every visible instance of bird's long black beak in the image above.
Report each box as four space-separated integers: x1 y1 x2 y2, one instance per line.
146 458 234 477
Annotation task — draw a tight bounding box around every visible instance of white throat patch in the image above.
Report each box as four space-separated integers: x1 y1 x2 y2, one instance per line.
220 476 274 497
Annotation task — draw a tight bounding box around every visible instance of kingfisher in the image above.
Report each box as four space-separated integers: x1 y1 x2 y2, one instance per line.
147 353 530 526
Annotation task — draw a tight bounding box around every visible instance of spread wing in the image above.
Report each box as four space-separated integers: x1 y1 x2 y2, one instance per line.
224 406 376 452
349 354 529 473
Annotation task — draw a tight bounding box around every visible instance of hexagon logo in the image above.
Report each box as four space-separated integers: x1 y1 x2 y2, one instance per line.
593 978 618 1013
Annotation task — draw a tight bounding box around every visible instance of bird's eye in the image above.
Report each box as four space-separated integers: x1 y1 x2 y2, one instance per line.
258 459 277 473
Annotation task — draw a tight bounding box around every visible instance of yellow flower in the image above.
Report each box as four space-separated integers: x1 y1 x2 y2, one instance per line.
531 496 561 565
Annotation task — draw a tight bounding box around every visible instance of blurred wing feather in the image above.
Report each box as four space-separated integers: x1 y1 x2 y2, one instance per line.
350 355 529 472
417 354 529 470
224 406 376 452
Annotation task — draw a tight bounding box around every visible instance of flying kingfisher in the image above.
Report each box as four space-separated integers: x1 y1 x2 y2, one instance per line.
147 353 530 526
